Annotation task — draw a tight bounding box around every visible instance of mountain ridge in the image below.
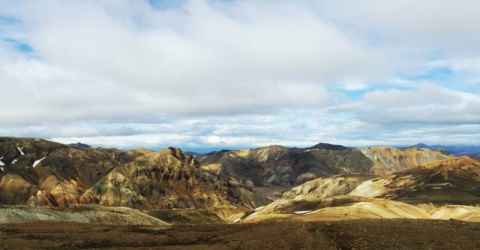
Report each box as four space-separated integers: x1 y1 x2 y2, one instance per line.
0 137 472 221
402 143 480 158
0 137 261 218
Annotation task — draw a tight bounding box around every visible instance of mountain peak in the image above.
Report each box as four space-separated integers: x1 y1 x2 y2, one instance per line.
69 142 91 148
411 143 429 148
309 143 349 150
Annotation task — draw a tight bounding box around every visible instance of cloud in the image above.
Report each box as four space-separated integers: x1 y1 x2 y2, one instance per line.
355 83 480 124
317 0 480 49
1 0 480 149
1 0 387 123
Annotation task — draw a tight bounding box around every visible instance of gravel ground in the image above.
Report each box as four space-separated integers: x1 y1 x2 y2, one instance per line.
1 219 479 249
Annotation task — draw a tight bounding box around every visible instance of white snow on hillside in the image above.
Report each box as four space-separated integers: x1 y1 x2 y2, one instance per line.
33 157 46 168
17 147 25 155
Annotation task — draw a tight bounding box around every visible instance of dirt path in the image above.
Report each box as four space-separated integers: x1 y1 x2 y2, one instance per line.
1 219 479 249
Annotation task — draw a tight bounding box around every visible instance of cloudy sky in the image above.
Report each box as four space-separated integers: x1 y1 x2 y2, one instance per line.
1 0 479 151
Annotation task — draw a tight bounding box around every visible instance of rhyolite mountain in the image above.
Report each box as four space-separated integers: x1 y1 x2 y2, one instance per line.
0 137 455 220
277 156 480 206
241 157 480 223
199 144 372 187
359 146 452 175
349 156 480 205
198 143 452 187
0 137 264 218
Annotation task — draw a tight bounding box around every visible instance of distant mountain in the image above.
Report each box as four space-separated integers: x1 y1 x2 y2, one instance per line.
199 144 373 187
307 143 349 151
404 143 480 157
199 144 453 187
68 142 91 148
360 146 452 175
410 143 429 148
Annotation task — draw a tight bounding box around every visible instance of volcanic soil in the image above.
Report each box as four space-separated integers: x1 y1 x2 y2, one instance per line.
1 219 479 249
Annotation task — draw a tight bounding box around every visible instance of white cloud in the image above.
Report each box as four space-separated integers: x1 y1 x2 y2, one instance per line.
1 0 480 149
316 0 480 49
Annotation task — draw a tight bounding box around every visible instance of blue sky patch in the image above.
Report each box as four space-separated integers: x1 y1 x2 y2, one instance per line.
0 15 21 25
339 88 368 101
410 67 454 82
148 0 186 10
2 38 34 53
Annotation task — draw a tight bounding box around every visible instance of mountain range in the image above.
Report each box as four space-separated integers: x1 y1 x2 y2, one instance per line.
1 136 480 226
0 137 262 219
404 143 480 158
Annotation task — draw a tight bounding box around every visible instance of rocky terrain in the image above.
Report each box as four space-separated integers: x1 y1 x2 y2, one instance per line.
0 137 262 219
0 137 464 220
2 137 480 249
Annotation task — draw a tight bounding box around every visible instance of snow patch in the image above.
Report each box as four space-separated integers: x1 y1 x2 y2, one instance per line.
12 159 17 164
33 157 46 168
0 157 4 166
17 147 25 155
294 210 313 215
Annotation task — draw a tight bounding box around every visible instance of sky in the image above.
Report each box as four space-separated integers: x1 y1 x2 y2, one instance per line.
0 0 479 152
